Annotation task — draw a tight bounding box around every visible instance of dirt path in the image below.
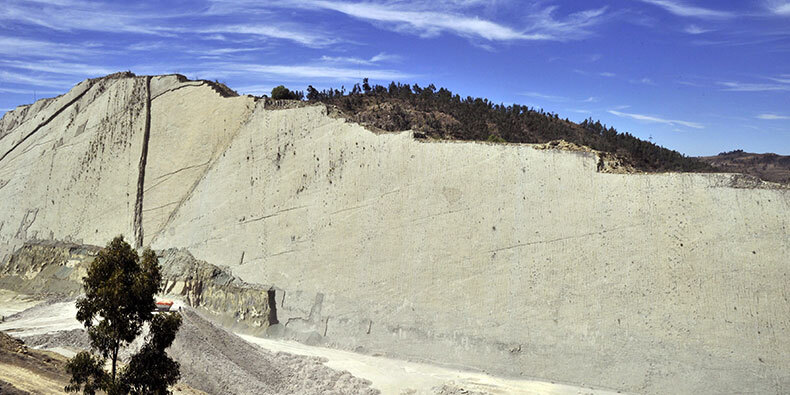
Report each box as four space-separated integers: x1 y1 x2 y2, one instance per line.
240 335 620 395
0 293 622 394
0 363 66 394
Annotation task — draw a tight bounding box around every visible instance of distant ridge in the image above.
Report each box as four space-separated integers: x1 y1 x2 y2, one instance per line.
698 150 790 185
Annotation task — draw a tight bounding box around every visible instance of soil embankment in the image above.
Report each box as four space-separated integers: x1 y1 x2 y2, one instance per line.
0 330 70 394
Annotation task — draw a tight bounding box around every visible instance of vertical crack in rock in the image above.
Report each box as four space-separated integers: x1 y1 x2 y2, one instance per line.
133 76 152 248
0 82 93 164
267 288 279 325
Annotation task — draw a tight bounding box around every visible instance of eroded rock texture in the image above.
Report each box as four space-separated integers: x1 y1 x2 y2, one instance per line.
0 74 788 394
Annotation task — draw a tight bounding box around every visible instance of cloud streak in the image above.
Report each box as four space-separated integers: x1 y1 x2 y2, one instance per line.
0 70 76 88
608 109 704 129
767 1 790 15
204 62 414 82
684 24 713 34
520 91 568 102
0 60 116 76
320 52 400 66
0 36 104 58
194 25 338 47
757 113 790 120
273 1 607 42
719 80 790 91
638 0 733 19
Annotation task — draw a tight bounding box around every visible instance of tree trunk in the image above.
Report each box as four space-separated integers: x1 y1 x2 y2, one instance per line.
111 340 119 381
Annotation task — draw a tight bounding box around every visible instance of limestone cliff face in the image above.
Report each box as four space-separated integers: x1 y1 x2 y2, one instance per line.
1 74 789 394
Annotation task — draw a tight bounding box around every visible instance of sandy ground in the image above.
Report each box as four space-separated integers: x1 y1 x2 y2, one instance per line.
0 299 82 337
0 363 64 394
0 292 621 394
0 363 66 394
0 289 43 318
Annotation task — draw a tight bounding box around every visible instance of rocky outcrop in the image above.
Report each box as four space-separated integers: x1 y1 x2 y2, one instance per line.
158 249 276 331
1 73 789 394
0 242 284 336
0 241 98 297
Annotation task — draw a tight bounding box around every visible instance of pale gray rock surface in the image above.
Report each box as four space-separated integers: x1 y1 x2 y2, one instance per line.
0 73 788 394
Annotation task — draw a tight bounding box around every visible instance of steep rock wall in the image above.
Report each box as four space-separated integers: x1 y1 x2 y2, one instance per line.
0 74 788 394
151 104 790 394
0 74 149 261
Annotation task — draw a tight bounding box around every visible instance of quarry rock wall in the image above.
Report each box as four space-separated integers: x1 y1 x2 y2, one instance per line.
0 75 788 394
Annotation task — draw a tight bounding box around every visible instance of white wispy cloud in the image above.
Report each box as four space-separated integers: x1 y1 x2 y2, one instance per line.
719 80 790 91
0 60 116 76
0 87 60 94
370 52 401 63
573 69 616 78
630 77 656 85
684 24 712 34
757 113 790 120
520 92 602 104
0 70 76 88
320 52 400 65
0 0 173 35
205 62 414 81
271 1 607 42
0 36 104 58
195 25 338 47
608 109 704 129
233 84 273 96
767 1 790 15
2 1 335 49
520 91 568 102
638 0 733 19
190 47 266 57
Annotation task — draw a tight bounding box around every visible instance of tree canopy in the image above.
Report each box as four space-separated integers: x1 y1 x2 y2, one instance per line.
66 236 181 395
271 85 303 100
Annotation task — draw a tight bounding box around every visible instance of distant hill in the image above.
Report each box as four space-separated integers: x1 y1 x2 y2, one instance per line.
698 150 790 185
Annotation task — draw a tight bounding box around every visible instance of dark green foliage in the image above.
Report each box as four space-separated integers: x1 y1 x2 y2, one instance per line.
66 236 181 395
119 313 182 395
305 80 715 173
65 351 108 395
271 85 304 100
487 134 506 143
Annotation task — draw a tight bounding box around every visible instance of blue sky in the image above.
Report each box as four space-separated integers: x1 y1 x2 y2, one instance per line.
1 0 788 156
